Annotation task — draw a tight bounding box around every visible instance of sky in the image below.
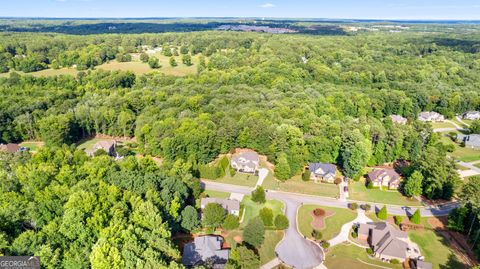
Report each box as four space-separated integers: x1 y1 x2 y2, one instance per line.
1 0 480 20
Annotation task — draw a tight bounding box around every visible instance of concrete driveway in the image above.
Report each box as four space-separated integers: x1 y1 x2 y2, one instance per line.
329 209 372 247
275 198 324 269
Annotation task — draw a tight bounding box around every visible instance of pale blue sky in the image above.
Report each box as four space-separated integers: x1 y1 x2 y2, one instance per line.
1 0 480 20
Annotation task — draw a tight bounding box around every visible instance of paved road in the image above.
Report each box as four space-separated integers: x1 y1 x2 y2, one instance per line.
256 168 269 186
275 198 324 268
201 181 458 217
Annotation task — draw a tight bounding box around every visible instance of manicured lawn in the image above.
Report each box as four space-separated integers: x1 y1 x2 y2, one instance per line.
349 179 421 206
203 190 230 199
19 141 44 153
431 121 456 129
438 133 480 162
213 172 258 187
325 243 402 269
408 219 468 269
0 68 78 78
262 174 339 198
96 61 153 74
241 196 284 227
298 205 357 241
76 138 106 152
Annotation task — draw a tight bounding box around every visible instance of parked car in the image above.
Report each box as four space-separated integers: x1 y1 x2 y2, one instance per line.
344 186 348 192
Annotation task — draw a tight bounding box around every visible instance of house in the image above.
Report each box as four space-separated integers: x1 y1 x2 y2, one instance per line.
358 222 422 263
418 111 445 122
182 236 229 268
367 168 401 189
86 140 116 156
410 260 433 269
457 134 480 149
389 115 407 125
0 143 20 154
308 162 337 183
462 111 480 120
230 152 260 174
200 198 240 216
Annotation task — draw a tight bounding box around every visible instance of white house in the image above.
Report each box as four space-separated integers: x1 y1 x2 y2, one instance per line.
463 111 480 120
200 198 240 216
418 111 445 122
230 151 260 174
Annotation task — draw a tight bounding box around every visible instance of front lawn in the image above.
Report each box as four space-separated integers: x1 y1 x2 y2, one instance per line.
325 243 402 269
298 205 357 241
213 172 258 187
262 174 339 198
431 121 457 129
203 190 231 199
408 219 469 269
241 196 284 227
19 141 44 153
349 179 421 206
438 132 480 162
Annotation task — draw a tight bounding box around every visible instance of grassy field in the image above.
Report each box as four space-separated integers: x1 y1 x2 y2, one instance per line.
408 219 468 269
297 205 357 241
262 174 339 198
325 243 402 269
438 132 480 162
76 138 110 152
431 121 457 129
349 179 421 206
0 53 201 78
241 196 284 227
203 190 230 199
213 171 259 187
19 141 44 153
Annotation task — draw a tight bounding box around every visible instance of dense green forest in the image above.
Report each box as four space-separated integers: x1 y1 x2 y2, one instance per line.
2 27 480 265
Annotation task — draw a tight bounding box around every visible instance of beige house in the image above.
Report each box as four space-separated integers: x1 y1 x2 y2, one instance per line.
390 115 407 125
367 168 401 189
230 152 259 174
358 222 422 263
86 140 116 156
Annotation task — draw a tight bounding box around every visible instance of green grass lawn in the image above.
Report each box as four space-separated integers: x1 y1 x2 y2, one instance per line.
262 174 339 198
297 205 357 241
241 196 284 227
19 141 44 153
76 138 107 151
325 243 402 269
349 179 421 206
438 132 480 162
213 171 259 187
0 68 78 78
431 121 457 129
408 219 468 269
203 190 231 199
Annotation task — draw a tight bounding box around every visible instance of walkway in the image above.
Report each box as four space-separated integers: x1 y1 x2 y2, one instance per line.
260 258 281 269
328 209 372 247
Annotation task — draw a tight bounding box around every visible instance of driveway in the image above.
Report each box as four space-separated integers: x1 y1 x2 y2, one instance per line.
256 168 269 187
275 198 324 269
328 209 372 247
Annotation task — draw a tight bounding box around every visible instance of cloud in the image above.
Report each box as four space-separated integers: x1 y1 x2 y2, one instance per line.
260 3 275 8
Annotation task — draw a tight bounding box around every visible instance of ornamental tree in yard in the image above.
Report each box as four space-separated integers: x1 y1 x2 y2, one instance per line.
377 205 388 220
251 186 266 204
222 214 240 230
410 209 421 224
202 203 226 228
274 214 289 230
243 217 265 247
181 206 199 231
259 207 273 226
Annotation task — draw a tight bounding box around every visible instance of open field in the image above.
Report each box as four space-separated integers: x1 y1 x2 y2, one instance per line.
325 243 402 269
263 174 339 198
297 205 357 241
241 196 284 227
212 171 258 187
349 179 421 206
408 219 469 269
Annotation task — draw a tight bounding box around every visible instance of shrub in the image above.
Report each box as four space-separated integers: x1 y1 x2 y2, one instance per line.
302 170 311 181
367 181 374 189
362 204 371 211
218 156 229 171
410 209 421 224
222 214 240 230
274 214 289 230
312 230 323 240
390 259 400 264
351 231 358 238
349 203 358 210
259 207 274 226
313 208 326 216
198 165 221 180
321 241 330 249
251 186 266 204
148 56 160 68
366 248 374 255
202 203 226 228
394 215 403 226
229 166 236 177
140 53 149 62
377 205 388 220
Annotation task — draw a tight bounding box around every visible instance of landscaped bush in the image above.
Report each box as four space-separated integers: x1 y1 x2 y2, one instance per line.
302 170 311 181
367 181 374 189
351 231 358 238
229 166 236 177
313 208 326 216
251 186 266 204
410 209 421 224
394 215 403 226
349 203 358 210
390 259 400 264
321 241 330 249
274 214 289 230
259 207 274 226
362 204 371 211
312 230 323 240
334 177 342 185
366 248 374 255
377 205 388 220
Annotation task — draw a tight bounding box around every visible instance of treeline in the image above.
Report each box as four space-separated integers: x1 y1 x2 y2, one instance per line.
0 147 201 268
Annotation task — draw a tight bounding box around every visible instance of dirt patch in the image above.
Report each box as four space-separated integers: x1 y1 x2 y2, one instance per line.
233 235 242 243
310 210 335 230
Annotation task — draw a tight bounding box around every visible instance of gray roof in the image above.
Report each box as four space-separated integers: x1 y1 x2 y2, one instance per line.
358 222 408 260
182 236 229 267
231 152 259 163
308 163 336 176
458 134 480 148
416 261 433 269
201 198 240 212
390 115 407 124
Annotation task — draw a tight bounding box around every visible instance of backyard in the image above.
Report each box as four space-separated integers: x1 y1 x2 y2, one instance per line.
240 196 284 227
349 179 422 206
19 141 44 153
438 132 480 162
297 205 357 241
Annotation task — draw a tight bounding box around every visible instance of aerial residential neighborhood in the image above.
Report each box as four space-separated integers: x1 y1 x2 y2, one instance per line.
1 1 480 269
